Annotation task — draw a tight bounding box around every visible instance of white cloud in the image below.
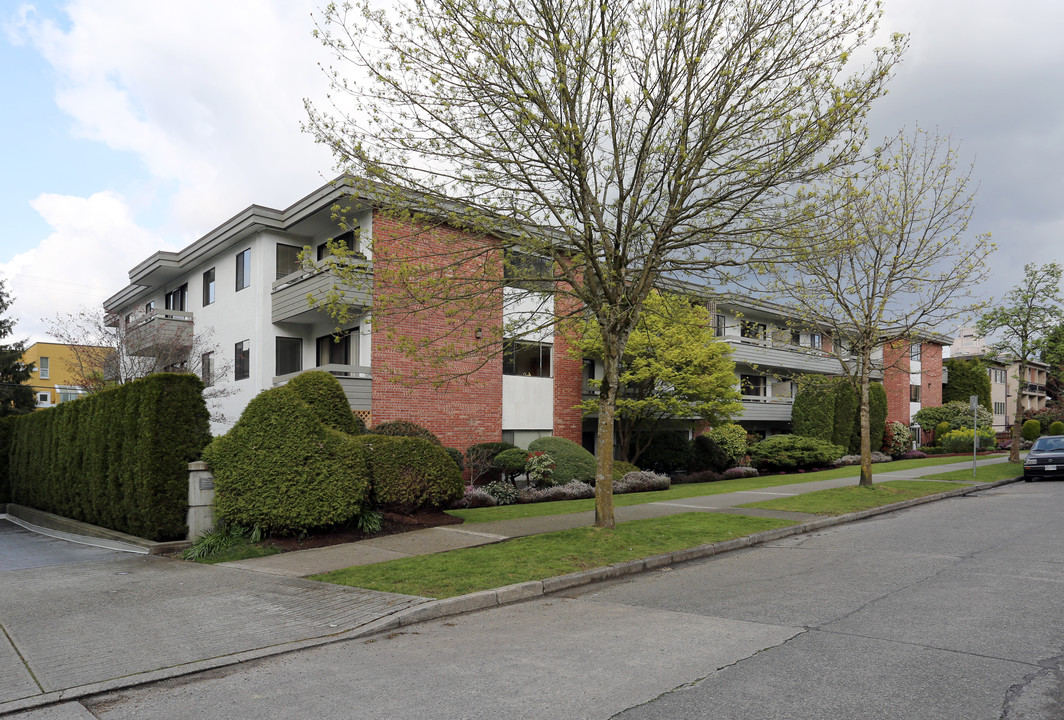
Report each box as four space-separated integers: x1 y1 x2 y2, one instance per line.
1 191 172 343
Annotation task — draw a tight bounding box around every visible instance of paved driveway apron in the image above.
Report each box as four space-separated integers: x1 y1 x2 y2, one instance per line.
0 521 428 709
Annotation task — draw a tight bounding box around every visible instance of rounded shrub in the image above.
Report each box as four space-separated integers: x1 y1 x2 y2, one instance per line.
611 461 640 481
1050 421 1064 435
748 434 845 473
284 370 363 435
492 448 529 477
934 421 952 445
443 447 464 471
528 436 596 485
1022 419 1041 442
466 441 518 483
637 431 691 474
204 386 370 534
354 435 463 511
690 434 729 473
704 424 747 468
721 466 759 480
369 419 441 444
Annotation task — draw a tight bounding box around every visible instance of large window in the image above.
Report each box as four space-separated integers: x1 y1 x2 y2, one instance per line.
39 356 49 379
910 341 922 361
317 332 351 367
740 374 767 397
276 243 303 280
910 384 921 402
201 352 214 387
276 337 303 375
503 249 552 291
235 341 250 380
994 401 1006 415
714 314 726 338
504 341 552 377
236 249 251 291
316 230 358 261
740 321 767 341
203 268 216 306
165 284 188 312
809 333 823 350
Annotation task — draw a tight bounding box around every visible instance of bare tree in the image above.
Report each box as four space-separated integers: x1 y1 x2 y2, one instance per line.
766 129 994 485
45 307 235 424
977 263 1064 462
305 0 905 526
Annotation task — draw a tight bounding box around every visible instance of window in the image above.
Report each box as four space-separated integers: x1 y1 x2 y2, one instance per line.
165 284 188 312
234 341 250 380
740 374 767 397
201 352 214 387
994 401 1006 415
58 389 80 403
276 244 303 280
714 314 726 338
145 300 156 313
809 333 823 350
910 342 921 362
36 392 50 407
503 249 552 291
990 368 1007 384
202 268 216 306
740 321 766 341
316 230 358 262
276 337 303 376
317 332 351 367
39 356 49 379
503 341 552 377
236 249 251 291
910 384 921 402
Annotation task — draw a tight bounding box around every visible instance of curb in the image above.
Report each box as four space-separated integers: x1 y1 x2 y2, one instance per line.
0 474 1021 717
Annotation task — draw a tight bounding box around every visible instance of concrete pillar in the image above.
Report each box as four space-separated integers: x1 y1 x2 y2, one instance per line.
187 461 216 541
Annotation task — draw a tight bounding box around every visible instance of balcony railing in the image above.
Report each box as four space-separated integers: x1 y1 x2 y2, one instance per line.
125 309 194 357
273 364 372 411
271 260 373 324
1024 383 1047 396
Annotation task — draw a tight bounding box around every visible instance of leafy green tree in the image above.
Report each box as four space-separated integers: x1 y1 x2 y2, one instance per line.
0 280 35 417
1039 322 1064 403
977 263 1064 461
943 357 992 412
766 129 993 485
305 0 903 526
573 290 741 465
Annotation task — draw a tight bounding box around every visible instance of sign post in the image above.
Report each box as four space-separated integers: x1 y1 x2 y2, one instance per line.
971 395 979 482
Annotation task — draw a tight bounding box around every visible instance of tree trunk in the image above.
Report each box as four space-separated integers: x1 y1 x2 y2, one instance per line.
594 343 621 528
858 355 873 486
1010 361 1025 463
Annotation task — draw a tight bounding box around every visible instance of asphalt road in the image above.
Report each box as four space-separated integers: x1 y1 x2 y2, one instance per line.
13 480 1064 720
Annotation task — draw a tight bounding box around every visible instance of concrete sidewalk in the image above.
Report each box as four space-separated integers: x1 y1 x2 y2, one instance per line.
0 455 1018 716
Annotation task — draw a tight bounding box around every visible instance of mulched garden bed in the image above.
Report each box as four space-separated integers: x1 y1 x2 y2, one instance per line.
258 510 464 552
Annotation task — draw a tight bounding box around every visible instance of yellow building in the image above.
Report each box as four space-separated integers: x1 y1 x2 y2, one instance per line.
20 342 108 408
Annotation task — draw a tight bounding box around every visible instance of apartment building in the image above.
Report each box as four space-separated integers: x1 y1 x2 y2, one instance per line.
20 342 94 408
951 327 1049 430
103 177 583 449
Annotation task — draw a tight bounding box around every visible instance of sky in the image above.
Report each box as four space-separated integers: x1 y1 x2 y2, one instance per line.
1 0 1062 344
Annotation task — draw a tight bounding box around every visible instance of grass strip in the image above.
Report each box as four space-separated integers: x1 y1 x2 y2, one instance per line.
448 455 1005 524
312 512 795 599
737 480 965 516
919 463 1022 483
191 544 282 564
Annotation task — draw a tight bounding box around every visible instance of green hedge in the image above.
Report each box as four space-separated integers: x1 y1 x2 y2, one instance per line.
748 434 845 473
369 420 441 444
354 435 463 510
0 415 14 504
286 370 363 434
529 436 597 484
792 376 836 443
204 385 370 534
1022 419 1041 442
8 374 210 541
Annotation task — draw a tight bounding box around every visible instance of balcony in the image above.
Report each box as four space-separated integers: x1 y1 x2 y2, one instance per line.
724 335 847 375
1024 383 1047 396
272 260 373 324
273 364 372 411
125 309 194 357
738 395 794 422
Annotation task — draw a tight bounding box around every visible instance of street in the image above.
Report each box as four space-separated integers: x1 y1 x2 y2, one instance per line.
10 479 1064 720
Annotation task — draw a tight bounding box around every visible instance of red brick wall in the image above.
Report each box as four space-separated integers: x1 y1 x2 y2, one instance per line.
369 214 503 450
552 293 584 444
920 342 943 409
883 340 911 426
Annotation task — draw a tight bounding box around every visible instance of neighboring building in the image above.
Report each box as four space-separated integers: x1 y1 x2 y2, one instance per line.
20 342 98 407
104 178 583 449
951 327 1048 431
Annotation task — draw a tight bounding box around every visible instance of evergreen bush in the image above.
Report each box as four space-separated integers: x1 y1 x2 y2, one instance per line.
7 374 210 541
913 401 993 432
831 381 857 448
284 370 361 434
636 431 691 474
443 447 464 470
704 424 748 467
204 385 370 534
354 435 464 510
747 434 845 473
1051 421 1064 435
528 436 597 484
1021 419 1041 441
466 441 519 483
934 421 952 445
492 448 529 479
0 415 13 504
611 461 640 481
368 419 441 444
689 434 730 473
791 376 836 442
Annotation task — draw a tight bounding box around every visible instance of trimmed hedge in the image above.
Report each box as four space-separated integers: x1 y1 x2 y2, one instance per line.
0 415 14 504
353 435 463 510
285 370 363 434
1050 421 1064 436
1022 419 1041 442
792 376 835 443
369 420 441 444
748 434 845 473
466 441 518 483
690 434 729 473
704 424 747 468
8 374 210 541
204 385 370 533
528 436 596 484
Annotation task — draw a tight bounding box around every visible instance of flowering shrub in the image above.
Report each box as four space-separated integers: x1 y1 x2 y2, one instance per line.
484 480 520 506
940 427 995 453
613 471 670 494
525 451 557 488
518 481 596 503
835 452 893 466
901 450 927 460
721 466 759 480
674 469 724 484
885 421 912 457
450 486 497 509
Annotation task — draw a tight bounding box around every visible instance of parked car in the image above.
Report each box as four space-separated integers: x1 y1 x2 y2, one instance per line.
1023 435 1064 482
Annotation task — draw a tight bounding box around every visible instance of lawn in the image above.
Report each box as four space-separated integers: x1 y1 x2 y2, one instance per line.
919 462 1022 483
737 480 966 515
313 512 795 598
448 454 1006 524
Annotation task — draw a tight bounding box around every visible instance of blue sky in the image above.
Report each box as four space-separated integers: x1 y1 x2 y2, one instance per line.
2 0 1063 343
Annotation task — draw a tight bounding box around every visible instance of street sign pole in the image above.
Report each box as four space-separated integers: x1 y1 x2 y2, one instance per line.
971 395 979 482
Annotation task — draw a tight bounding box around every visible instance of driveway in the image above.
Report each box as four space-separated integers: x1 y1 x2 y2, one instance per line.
0 520 125 572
